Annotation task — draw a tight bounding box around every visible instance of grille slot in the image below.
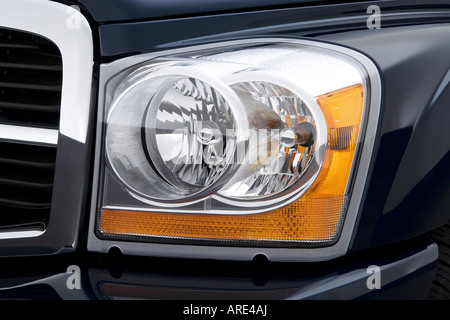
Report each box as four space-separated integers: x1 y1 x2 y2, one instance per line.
0 141 57 230
0 28 62 128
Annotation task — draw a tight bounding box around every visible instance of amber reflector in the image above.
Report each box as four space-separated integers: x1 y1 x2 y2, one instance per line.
100 84 364 245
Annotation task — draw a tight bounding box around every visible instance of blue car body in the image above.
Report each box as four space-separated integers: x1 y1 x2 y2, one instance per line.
0 0 449 300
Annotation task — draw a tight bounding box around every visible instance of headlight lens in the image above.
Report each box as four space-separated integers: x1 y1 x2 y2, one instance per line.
106 73 243 202
96 42 368 248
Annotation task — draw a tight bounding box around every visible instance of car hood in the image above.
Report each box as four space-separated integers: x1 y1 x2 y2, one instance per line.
57 0 369 23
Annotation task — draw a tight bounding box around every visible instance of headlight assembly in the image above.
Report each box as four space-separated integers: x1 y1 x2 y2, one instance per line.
88 39 381 261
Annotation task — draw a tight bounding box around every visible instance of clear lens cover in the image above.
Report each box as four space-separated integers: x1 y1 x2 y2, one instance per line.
105 43 362 207
97 41 368 248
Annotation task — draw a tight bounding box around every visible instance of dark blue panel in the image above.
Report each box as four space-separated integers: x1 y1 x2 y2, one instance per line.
55 0 450 23
58 0 371 23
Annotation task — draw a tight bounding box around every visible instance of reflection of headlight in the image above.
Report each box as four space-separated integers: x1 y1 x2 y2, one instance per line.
91 40 376 255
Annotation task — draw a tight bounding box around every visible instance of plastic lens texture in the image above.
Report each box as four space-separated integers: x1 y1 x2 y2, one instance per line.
147 77 237 191
100 43 366 247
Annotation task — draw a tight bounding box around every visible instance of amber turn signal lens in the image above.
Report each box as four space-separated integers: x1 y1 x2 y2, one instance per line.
100 84 364 245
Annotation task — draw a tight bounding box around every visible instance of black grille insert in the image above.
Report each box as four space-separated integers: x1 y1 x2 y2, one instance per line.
0 141 57 230
0 28 62 128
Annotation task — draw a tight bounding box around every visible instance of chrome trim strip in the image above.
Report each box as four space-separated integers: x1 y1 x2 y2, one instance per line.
88 37 382 262
0 125 58 146
0 230 44 240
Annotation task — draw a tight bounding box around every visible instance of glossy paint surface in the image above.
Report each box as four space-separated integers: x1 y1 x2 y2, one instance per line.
63 0 450 23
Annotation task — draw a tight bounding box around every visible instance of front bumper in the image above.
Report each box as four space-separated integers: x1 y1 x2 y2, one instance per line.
0 236 437 300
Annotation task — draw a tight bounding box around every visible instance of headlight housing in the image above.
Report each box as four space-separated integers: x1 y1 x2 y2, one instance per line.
88 39 381 261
